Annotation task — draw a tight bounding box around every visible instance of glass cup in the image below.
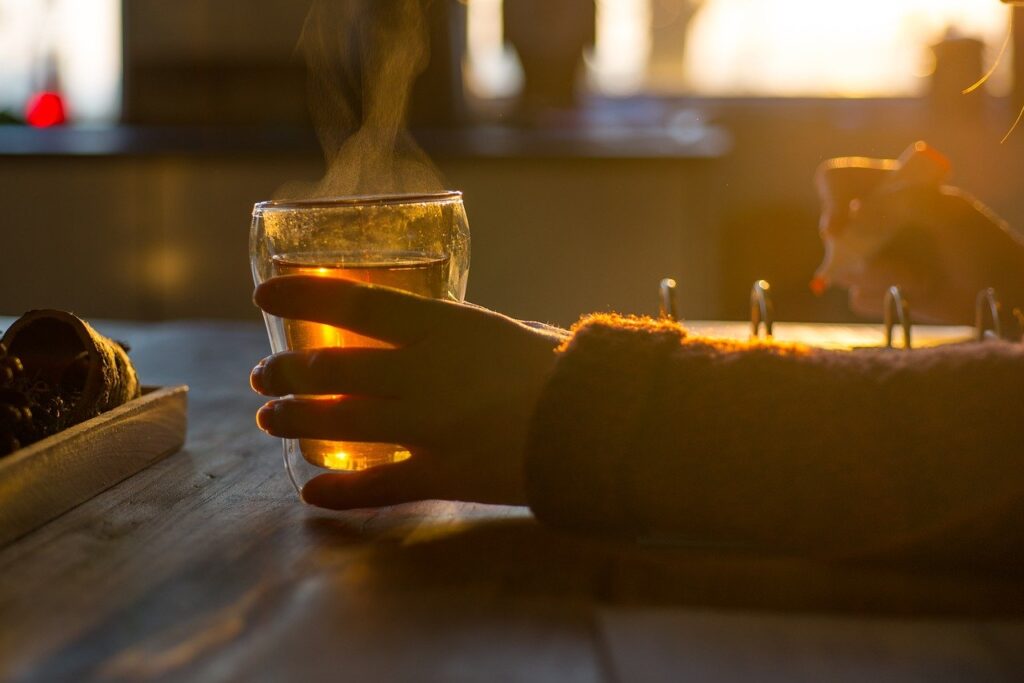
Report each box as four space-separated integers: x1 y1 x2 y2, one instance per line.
250 192 470 494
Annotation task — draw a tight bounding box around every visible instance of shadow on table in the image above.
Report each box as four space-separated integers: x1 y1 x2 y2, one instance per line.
26 512 1022 682
304 513 1024 618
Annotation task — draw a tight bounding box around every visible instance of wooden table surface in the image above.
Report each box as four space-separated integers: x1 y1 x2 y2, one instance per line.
1 321 1023 682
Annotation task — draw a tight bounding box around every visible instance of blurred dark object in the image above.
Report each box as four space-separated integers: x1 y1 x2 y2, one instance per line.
409 0 468 127
122 0 311 125
123 0 468 128
504 0 595 123
0 111 24 126
0 311 142 456
928 32 986 126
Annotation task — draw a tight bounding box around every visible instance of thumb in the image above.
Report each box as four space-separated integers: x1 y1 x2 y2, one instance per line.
301 457 432 509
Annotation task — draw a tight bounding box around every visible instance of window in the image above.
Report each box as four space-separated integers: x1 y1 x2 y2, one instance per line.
0 0 121 123
464 0 1013 99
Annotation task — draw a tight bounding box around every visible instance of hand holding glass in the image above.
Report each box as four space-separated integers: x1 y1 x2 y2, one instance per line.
250 193 470 493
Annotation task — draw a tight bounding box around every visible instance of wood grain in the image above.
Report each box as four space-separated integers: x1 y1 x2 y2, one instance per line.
0 385 188 548
0 320 1020 682
598 609 1024 683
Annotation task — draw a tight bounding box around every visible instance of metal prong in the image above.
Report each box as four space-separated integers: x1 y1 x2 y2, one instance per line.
659 278 678 322
750 280 774 338
883 286 912 350
975 288 1004 341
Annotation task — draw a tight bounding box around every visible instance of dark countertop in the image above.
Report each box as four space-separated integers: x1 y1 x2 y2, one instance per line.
1 320 1023 681
0 122 730 161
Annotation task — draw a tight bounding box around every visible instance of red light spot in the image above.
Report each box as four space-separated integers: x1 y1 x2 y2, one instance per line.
809 277 827 297
26 92 67 128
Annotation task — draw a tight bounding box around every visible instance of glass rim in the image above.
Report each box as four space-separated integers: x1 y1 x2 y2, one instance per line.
253 191 463 214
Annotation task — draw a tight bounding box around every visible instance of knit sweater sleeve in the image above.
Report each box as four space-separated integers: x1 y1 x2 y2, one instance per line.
523 314 1024 560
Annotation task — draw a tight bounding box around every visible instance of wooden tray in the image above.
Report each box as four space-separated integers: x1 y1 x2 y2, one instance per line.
0 385 188 548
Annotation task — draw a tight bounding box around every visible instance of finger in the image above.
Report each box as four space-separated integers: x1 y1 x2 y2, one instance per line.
815 158 894 206
837 256 921 291
848 285 886 319
847 258 929 319
855 184 947 229
301 458 437 509
816 165 894 237
251 347 407 397
257 396 424 444
254 275 468 345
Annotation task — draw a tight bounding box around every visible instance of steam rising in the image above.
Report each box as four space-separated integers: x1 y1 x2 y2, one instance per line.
277 0 445 199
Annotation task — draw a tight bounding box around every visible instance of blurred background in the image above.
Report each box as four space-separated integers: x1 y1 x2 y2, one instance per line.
1 0 1022 327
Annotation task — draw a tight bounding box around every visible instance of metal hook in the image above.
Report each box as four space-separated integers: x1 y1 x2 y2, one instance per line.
659 278 678 322
750 280 774 338
883 286 912 350
975 288 1004 341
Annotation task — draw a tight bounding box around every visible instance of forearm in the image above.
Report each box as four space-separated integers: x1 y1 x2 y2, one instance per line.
939 194 1024 326
974 222 1024 324
525 315 1024 559
994 250 1024 326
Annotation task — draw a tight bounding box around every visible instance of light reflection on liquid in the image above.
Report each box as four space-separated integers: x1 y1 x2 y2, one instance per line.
317 447 412 471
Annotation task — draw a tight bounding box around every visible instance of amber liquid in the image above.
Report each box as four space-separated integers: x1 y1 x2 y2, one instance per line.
271 251 449 470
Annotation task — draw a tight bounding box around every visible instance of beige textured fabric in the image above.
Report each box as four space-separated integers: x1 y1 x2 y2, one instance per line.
526 314 1024 567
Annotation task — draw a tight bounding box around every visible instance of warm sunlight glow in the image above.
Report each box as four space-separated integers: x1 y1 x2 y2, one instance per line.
320 450 353 470
143 245 190 292
685 0 1011 96
588 0 651 94
318 447 411 471
463 0 1012 99
464 0 522 99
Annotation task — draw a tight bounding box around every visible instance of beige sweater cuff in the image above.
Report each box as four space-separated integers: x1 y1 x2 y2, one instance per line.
524 313 1024 561
524 314 688 537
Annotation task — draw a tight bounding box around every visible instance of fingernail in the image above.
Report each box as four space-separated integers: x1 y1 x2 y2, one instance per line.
300 482 329 508
256 402 279 431
250 362 266 392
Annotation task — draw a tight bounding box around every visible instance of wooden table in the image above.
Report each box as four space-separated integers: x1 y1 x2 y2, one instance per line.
2 321 1023 682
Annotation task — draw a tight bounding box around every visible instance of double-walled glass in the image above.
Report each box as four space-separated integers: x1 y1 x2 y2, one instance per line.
250 192 470 493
